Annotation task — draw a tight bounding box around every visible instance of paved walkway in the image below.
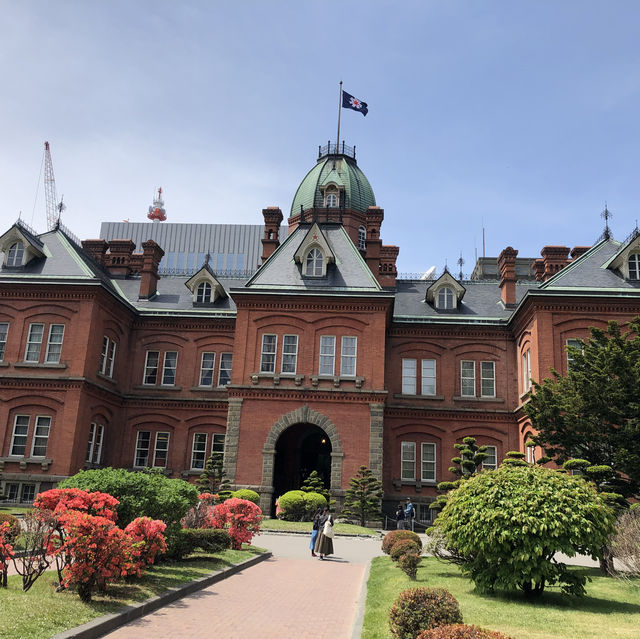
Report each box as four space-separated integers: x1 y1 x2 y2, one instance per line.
103 533 384 639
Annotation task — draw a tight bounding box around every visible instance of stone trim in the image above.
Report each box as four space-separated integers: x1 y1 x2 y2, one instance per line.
369 403 384 483
223 397 243 483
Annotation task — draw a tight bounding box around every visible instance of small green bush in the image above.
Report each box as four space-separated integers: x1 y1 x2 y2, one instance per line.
390 539 421 562
382 530 422 555
277 490 307 521
389 587 462 639
398 551 421 580
183 528 231 552
163 526 196 560
417 625 514 639
0 513 20 540
303 491 327 517
232 489 260 505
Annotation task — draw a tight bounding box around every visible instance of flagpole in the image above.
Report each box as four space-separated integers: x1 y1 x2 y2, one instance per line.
336 80 342 154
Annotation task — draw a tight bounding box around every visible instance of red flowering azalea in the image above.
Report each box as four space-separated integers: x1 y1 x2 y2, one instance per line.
0 521 15 588
212 498 262 550
125 517 167 569
34 488 119 521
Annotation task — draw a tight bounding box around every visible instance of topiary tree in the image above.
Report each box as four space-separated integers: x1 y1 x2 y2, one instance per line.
303 491 327 518
341 465 383 526
417 625 515 639
277 490 308 521
389 587 463 639
398 550 421 580
382 530 422 555
500 451 528 467
232 489 260 505
196 453 232 497
390 539 421 562
432 464 615 597
300 470 331 504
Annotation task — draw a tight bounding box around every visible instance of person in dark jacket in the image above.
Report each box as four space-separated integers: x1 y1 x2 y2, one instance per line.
309 507 323 557
396 503 406 529
314 507 334 559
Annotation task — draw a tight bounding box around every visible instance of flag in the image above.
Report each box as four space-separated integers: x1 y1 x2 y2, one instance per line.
342 90 368 116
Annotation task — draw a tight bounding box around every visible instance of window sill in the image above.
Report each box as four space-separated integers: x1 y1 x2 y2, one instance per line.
189 385 229 392
133 384 182 391
251 373 306 387
0 361 9 367
14 362 67 369
0 457 52 471
96 372 117 384
310 375 365 389
392 478 437 491
394 393 444 401
452 395 505 403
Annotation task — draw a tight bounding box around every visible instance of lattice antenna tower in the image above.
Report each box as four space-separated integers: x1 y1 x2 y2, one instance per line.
600 203 612 241
457 252 465 280
44 141 65 230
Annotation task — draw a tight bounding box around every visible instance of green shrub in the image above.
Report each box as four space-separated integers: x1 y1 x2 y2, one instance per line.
417 625 514 639
0 513 20 540
303 491 327 518
398 551 421 580
232 489 260 505
163 525 196 560
183 528 231 553
390 539 421 562
389 587 462 639
277 490 307 521
382 530 422 555
59 467 199 527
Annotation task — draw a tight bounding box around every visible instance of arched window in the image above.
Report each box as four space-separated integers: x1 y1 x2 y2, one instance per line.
305 248 323 276
629 254 640 280
325 193 338 208
436 287 454 310
6 242 24 267
196 281 212 303
358 226 366 250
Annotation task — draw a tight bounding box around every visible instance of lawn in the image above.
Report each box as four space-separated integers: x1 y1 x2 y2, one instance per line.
362 556 640 639
0 546 266 639
260 517 379 536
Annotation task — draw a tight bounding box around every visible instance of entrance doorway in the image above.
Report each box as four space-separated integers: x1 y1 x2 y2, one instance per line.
273 423 332 508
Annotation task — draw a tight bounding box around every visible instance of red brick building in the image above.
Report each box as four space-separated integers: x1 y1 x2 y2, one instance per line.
1 143 640 520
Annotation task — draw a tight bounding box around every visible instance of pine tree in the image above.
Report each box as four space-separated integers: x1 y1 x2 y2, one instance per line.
300 470 330 503
341 466 383 527
196 453 232 497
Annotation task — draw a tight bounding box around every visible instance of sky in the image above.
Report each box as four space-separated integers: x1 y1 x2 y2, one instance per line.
2 1 640 277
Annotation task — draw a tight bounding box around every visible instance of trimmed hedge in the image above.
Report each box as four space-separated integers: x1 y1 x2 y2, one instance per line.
183 528 231 553
417 625 514 639
277 490 307 521
398 551 421 580
390 539 421 562
232 489 260 505
382 530 422 555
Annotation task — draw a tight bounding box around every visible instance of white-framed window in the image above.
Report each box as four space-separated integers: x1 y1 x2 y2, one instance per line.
161 352 178 386
526 443 535 464
325 191 338 208
196 281 212 303
421 359 436 395
212 433 225 457
319 335 336 375
143 351 160 385
45 324 65 363
153 432 170 467
6 242 24 267
629 254 640 280
402 358 417 394
260 334 277 373
218 353 232 386
199 352 216 386
401 441 416 481
31 416 51 457
418 503 434 524
522 349 531 393
436 287 454 310
134 431 151 467
421 442 436 482
0 322 8 361
358 226 366 250
24 323 44 362
340 336 357 376
20 484 35 503
86 423 104 464
10 415 30 456
483 445 497 470
461 360 476 397
191 433 208 470
480 361 496 397
281 335 298 374
566 338 583 370
100 336 117 377
305 248 323 276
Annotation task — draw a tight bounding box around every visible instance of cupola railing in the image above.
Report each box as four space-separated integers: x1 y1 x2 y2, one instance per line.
318 141 356 160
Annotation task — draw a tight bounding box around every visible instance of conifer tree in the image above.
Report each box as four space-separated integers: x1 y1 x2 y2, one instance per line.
196 453 232 498
300 470 330 503
341 466 383 526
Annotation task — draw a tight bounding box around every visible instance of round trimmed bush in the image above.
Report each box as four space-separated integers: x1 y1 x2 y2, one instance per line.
382 530 422 555
183 528 231 553
390 539 421 562
303 491 327 517
232 489 260 505
277 490 307 521
417 625 514 639
398 551 421 580
389 587 462 639
0 513 20 540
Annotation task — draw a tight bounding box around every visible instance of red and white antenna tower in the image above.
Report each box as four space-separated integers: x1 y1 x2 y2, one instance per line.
44 141 65 230
147 186 167 221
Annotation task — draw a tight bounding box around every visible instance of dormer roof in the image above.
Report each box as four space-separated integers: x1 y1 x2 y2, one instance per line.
425 271 466 307
185 261 228 302
0 222 46 266
293 223 335 268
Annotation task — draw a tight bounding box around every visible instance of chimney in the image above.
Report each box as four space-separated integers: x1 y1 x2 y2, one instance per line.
570 246 590 261
533 259 545 281
364 206 384 278
498 246 518 306
261 207 283 263
541 246 570 281
81 239 108 266
378 245 399 287
139 240 165 299
105 239 136 276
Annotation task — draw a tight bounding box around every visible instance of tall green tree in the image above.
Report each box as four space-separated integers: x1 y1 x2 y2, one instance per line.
341 465 383 526
525 318 640 497
196 453 232 497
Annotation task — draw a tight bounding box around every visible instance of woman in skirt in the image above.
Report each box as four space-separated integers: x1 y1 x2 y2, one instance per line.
314 507 334 559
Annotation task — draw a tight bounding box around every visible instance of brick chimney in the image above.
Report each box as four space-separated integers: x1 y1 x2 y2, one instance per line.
139 240 165 299
498 246 518 306
533 259 545 281
570 246 591 261
105 239 136 276
378 245 399 287
81 239 108 266
541 246 570 280
364 206 384 278
261 207 283 264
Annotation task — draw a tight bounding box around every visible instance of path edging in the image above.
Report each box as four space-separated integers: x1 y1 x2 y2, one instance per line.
50 551 272 639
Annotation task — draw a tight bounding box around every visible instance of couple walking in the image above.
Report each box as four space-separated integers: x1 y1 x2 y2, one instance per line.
310 507 334 559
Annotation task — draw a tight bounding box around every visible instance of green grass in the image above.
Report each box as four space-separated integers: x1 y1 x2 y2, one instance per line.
0 546 266 639
362 556 640 639
0 505 31 514
260 517 379 536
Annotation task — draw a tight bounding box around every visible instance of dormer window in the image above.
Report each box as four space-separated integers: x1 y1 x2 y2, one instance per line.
324 185 340 208
196 281 212 303
628 254 640 280
305 248 323 276
6 242 24 266
358 226 366 250
425 272 466 311
437 287 455 310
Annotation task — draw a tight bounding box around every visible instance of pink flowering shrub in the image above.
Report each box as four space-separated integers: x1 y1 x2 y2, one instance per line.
212 498 262 549
125 517 168 570
34 488 119 521
181 492 218 529
0 521 15 588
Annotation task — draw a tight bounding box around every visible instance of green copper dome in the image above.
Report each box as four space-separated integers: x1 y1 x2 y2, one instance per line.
290 144 376 216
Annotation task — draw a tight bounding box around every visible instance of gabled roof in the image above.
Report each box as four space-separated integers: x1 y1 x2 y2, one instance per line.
0 222 46 262
425 271 466 305
293 223 335 266
185 262 228 301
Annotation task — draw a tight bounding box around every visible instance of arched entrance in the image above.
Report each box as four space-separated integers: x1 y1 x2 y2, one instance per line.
273 423 332 498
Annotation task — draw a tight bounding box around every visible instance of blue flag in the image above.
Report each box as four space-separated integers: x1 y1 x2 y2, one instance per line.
342 90 368 116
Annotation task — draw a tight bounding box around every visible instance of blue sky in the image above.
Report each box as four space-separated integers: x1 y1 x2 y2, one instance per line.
3 1 640 276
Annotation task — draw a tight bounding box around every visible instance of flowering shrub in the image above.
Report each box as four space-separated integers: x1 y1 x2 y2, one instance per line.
0 521 15 588
181 492 218 529
34 488 119 521
417 625 514 639
212 498 262 549
124 517 167 571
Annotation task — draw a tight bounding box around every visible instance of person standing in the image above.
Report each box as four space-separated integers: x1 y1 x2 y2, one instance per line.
404 497 415 531
314 507 334 559
395 503 406 529
309 507 322 557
